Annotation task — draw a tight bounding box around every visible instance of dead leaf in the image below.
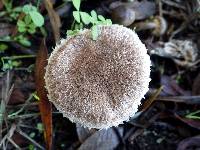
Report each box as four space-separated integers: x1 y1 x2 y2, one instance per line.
44 0 61 42
35 38 52 150
174 113 200 130
11 132 28 146
8 88 25 105
130 1 156 20
78 127 123 150
110 0 156 26
161 75 186 96
177 135 200 150
151 40 199 68
76 124 96 143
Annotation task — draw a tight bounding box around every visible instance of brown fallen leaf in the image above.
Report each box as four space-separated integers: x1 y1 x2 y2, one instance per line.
44 0 61 42
35 38 52 150
8 88 25 105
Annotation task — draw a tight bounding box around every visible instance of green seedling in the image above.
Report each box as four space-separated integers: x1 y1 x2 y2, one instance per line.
68 0 112 40
22 4 44 27
1 55 36 71
0 2 44 47
2 59 21 71
17 15 37 34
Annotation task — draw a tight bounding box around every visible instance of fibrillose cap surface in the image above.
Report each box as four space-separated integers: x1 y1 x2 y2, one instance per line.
44 25 151 129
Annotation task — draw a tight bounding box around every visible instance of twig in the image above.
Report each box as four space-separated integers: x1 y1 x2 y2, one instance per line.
16 128 45 150
7 137 21 150
161 0 186 10
0 71 14 141
156 96 200 104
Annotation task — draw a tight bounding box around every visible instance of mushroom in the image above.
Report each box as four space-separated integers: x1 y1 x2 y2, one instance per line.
44 25 151 129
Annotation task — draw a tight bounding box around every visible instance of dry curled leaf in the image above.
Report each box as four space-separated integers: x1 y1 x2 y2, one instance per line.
35 38 52 150
151 40 199 67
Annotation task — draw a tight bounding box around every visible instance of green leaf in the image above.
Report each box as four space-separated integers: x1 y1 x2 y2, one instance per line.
29 132 35 138
28 144 35 150
12 60 21 67
32 92 40 101
29 23 36 29
67 29 79 36
67 30 74 35
3 63 11 70
24 15 32 24
23 4 37 14
91 25 99 40
73 11 80 23
17 20 26 27
72 0 81 11
80 12 91 25
37 123 44 133
0 43 8 52
91 10 97 23
105 19 112 25
29 11 44 27
13 7 22 12
18 39 31 47
28 27 36 34
18 26 26 32
98 15 106 21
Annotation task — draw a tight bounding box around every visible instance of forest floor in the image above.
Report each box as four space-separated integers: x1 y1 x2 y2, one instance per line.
0 0 200 150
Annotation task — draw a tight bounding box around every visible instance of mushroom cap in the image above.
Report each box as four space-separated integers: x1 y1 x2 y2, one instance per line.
44 25 151 129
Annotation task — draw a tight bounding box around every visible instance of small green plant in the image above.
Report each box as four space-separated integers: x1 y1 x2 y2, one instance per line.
17 15 37 34
0 0 22 20
16 4 44 42
0 2 44 47
1 55 36 71
186 110 200 120
22 4 44 27
67 0 112 40
1 59 21 71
